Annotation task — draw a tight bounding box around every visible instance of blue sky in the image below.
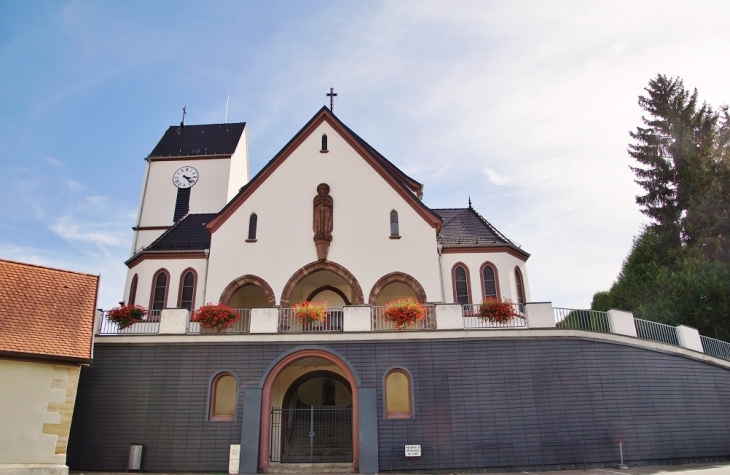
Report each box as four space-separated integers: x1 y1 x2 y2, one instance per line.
2 1 730 310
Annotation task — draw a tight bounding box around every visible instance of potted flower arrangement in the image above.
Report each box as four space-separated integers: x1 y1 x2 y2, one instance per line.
106 304 148 329
479 297 515 324
382 297 427 330
292 301 328 326
191 303 240 332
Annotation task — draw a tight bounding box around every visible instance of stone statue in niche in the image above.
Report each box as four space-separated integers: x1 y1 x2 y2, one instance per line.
313 183 333 260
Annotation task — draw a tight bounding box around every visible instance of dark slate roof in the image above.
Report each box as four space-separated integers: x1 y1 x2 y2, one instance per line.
148 123 246 158
433 207 529 257
145 213 217 251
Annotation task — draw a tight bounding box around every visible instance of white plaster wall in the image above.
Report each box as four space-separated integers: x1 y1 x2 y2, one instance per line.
440 252 530 304
123 257 207 309
138 158 232 228
0 359 74 464
206 122 442 306
228 127 250 201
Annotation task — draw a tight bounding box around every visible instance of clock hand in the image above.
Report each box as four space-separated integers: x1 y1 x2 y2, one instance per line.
183 175 193 183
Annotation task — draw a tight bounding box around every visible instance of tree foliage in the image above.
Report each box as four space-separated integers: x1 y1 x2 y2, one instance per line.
593 75 730 340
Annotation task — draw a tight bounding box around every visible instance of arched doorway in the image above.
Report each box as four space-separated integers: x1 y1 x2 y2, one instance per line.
219 274 276 307
368 271 427 305
260 349 360 472
280 261 364 308
275 370 353 463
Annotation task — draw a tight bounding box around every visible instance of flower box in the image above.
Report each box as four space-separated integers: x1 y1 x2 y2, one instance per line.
479 298 515 324
191 303 240 332
382 297 427 330
106 304 148 330
292 301 328 326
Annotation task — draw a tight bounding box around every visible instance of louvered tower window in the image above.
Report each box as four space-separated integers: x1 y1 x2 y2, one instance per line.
173 188 191 222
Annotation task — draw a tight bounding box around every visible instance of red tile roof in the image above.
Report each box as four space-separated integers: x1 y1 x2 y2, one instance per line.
0 258 98 362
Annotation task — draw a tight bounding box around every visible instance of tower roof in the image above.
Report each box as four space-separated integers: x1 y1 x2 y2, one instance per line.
147 122 246 158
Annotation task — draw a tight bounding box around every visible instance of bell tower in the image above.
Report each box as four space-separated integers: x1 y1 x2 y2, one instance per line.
130 122 249 254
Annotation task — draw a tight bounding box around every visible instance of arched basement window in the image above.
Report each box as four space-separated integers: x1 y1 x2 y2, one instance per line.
247 213 258 241
515 267 525 305
151 269 169 314
481 263 498 300
321 134 328 152
179 270 196 311
209 372 237 421
453 264 471 305
384 368 413 419
128 274 138 305
390 210 399 238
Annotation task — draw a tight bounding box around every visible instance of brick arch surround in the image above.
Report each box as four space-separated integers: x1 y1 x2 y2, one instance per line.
280 260 364 308
218 274 276 306
368 271 427 304
259 348 361 472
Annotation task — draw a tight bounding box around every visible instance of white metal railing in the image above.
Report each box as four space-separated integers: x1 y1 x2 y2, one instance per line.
634 318 680 346
278 308 343 332
553 308 611 333
98 309 161 335
187 308 251 334
701 335 730 360
462 303 527 329
371 305 436 331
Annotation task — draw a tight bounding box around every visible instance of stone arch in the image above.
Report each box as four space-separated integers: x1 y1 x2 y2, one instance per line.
368 271 427 305
280 260 364 308
259 347 361 472
218 274 276 307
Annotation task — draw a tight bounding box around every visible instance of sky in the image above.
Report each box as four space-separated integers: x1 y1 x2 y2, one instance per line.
2 0 730 311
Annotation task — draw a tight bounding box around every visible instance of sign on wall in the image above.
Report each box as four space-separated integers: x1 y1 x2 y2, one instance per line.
404 445 421 457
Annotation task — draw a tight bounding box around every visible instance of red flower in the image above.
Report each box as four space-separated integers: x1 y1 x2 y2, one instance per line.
106 304 148 330
382 297 426 330
479 298 515 323
292 301 328 325
191 303 240 332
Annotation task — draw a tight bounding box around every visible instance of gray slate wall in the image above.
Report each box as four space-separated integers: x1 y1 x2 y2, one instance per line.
67 337 730 472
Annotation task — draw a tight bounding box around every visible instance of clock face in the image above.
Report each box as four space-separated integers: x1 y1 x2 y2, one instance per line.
172 166 199 188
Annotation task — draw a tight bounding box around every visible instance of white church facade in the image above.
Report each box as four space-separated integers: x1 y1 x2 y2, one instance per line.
123 106 530 318
66 106 730 474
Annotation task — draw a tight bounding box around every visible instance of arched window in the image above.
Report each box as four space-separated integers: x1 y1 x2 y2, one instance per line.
480 263 499 300
390 210 399 237
128 274 138 305
514 267 526 304
452 263 471 305
178 269 197 311
384 368 413 419
209 372 237 421
247 213 257 241
150 269 169 314
321 134 328 152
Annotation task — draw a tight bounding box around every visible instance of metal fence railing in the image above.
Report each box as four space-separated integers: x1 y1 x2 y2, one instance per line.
187 308 251 334
98 309 161 335
634 318 680 346
371 305 436 331
553 308 611 333
462 303 527 329
278 308 344 332
701 335 730 360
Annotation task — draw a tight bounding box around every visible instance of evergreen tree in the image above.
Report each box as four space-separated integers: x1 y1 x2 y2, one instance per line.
593 75 730 340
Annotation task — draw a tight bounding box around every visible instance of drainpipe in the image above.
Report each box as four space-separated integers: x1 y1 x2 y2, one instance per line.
201 248 210 304
437 241 445 303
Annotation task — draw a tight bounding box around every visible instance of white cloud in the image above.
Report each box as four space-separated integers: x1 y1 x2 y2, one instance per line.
483 167 510 186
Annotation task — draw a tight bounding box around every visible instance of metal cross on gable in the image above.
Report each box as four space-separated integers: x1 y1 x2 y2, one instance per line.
326 88 338 112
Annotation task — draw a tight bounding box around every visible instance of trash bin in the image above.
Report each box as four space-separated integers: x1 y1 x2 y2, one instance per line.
128 443 143 471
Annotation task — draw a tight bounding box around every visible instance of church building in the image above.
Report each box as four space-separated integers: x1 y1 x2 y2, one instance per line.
67 105 730 474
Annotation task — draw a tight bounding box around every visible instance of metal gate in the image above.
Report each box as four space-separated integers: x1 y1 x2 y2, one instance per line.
270 406 352 463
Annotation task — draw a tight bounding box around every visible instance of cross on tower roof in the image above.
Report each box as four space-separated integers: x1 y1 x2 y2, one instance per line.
326 88 338 113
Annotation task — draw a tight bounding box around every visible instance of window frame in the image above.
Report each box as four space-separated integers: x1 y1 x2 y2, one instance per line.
128 273 138 305
382 367 415 420
320 134 328 153
177 268 198 310
479 262 500 301
389 210 400 238
149 268 170 314
207 371 239 422
451 262 472 305
246 213 258 242
514 266 526 304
